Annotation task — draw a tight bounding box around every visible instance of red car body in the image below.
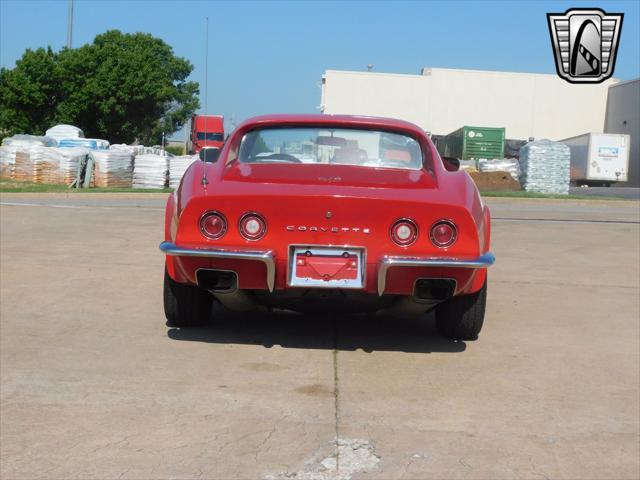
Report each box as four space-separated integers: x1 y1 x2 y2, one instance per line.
162 114 494 339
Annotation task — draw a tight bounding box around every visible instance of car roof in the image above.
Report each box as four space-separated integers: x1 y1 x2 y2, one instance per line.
234 114 427 138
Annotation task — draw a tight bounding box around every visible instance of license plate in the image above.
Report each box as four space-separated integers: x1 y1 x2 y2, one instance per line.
288 247 365 289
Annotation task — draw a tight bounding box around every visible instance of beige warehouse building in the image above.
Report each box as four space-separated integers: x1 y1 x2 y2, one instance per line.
320 67 617 141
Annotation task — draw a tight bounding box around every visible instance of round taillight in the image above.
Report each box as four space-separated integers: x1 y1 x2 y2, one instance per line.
430 220 457 248
200 212 227 239
391 219 418 246
239 213 267 240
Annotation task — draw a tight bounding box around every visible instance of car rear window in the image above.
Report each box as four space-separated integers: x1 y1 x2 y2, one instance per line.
238 127 423 170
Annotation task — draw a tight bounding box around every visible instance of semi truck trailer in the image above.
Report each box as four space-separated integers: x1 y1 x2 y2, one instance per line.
561 133 630 186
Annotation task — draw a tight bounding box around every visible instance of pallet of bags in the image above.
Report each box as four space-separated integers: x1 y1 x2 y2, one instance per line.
140 146 167 156
13 149 33 181
2 134 57 148
31 146 63 184
133 153 169 189
57 147 90 185
458 159 477 172
0 145 19 179
110 144 145 155
92 151 134 188
169 155 197 189
478 158 520 181
519 140 570 195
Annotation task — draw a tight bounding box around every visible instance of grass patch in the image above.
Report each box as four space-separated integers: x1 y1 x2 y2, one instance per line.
0 179 172 193
480 190 622 200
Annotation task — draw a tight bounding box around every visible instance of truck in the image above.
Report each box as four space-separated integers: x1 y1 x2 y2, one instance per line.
188 115 224 154
437 126 505 161
561 133 630 186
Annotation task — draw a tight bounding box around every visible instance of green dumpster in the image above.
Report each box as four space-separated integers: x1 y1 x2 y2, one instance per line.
438 126 506 160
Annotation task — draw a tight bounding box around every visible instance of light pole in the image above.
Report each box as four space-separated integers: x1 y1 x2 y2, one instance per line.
67 0 73 48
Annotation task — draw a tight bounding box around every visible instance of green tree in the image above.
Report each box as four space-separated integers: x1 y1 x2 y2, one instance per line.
0 47 62 138
0 30 199 144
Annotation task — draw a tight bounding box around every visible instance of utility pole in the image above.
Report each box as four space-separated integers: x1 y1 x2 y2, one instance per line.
67 0 74 48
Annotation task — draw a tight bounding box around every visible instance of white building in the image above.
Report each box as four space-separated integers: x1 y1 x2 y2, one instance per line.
604 79 639 186
320 67 618 141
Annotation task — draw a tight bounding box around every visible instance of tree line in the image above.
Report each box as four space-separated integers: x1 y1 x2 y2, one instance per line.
0 30 199 145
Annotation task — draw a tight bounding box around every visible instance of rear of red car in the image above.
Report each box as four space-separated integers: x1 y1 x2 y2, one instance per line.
162 115 494 339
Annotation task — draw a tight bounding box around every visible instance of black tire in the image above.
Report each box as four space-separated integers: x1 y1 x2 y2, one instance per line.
435 280 487 340
163 268 213 327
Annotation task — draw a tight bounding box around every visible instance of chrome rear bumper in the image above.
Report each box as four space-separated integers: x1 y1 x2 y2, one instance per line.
377 253 495 295
161 241 494 296
159 241 276 292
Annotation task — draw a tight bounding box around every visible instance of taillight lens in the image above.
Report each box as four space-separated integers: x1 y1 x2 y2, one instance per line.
200 212 227 239
430 220 457 247
391 219 418 246
239 213 267 240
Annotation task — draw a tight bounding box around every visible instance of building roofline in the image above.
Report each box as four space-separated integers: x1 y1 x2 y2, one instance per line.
324 69 428 80
607 77 639 88
324 67 620 83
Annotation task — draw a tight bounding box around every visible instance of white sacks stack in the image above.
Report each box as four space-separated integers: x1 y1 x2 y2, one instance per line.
478 158 520 181
110 144 145 155
92 151 134 188
45 124 84 142
519 140 570 195
58 147 90 185
31 146 63 184
2 134 57 148
13 150 32 181
133 153 169 189
0 145 19 179
169 155 196 189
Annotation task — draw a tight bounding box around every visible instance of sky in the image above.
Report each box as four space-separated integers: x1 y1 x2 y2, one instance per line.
1 0 639 138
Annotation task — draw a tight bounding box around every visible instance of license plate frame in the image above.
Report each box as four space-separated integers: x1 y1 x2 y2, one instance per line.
288 246 365 289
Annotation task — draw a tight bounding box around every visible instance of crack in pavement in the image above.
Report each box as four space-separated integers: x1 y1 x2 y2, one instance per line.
263 317 381 480
332 315 340 474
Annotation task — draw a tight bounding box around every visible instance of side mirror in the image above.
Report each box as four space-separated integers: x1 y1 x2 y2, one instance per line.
442 156 460 172
199 147 220 163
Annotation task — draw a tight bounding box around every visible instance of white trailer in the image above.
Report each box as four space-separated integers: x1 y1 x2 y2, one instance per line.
561 133 630 185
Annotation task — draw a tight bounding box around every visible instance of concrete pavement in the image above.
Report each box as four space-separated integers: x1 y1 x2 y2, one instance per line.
1 193 638 479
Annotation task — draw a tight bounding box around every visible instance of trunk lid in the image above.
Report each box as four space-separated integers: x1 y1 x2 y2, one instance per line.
222 162 437 189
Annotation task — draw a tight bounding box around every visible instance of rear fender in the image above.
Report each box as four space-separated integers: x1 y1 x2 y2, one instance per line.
466 205 491 294
164 193 184 282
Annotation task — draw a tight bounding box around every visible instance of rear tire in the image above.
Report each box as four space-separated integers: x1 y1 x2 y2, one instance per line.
164 268 213 327
435 280 487 340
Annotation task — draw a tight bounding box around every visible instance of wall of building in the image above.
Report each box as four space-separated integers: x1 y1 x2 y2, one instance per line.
604 79 640 186
321 68 617 141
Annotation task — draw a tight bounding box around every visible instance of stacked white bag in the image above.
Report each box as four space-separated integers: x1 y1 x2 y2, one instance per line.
92 151 134 188
0 145 19 179
2 134 57 148
58 147 90 185
133 153 169 189
31 146 62 184
45 124 84 142
519 140 570 194
169 155 196 189
110 144 145 155
478 158 520 181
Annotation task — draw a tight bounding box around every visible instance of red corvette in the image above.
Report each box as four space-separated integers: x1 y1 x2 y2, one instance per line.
161 114 494 340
